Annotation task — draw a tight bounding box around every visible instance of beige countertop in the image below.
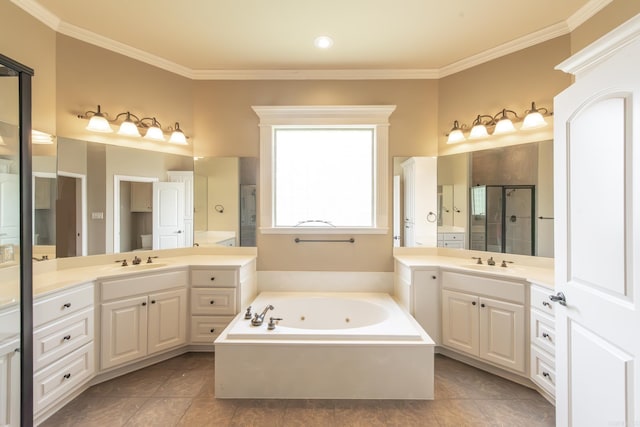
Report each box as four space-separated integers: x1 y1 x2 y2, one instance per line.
0 247 257 309
394 248 554 289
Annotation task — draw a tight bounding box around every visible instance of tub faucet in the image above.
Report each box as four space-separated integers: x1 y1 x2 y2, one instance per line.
251 304 274 326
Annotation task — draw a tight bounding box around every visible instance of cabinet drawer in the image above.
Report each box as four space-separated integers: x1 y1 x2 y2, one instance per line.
34 342 94 414
530 285 555 317
443 233 463 241
530 346 555 397
33 307 94 371
191 288 236 315
190 316 232 344
101 270 188 301
443 241 464 248
531 309 556 355
191 269 237 288
34 284 94 328
442 271 525 304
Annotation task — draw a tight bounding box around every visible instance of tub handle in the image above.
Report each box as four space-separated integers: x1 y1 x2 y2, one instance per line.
268 317 283 330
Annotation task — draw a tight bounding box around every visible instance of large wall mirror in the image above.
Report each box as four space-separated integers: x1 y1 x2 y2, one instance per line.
34 138 258 259
394 140 554 257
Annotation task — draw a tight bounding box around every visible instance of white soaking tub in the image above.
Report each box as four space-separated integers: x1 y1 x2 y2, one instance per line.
214 292 435 399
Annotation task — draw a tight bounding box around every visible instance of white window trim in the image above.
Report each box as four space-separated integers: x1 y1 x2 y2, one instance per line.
253 105 396 235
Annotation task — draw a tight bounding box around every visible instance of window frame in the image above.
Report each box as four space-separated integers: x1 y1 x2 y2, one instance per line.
253 105 395 235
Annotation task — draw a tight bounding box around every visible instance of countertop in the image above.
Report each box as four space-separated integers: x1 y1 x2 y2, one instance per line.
394 248 554 289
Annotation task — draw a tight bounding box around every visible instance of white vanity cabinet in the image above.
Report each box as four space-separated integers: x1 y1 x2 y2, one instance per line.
189 260 257 345
0 336 20 427
393 260 441 344
441 271 526 373
100 270 188 370
32 283 95 415
437 232 465 249
529 283 556 397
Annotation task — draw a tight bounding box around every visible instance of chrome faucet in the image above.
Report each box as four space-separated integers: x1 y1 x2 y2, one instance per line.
472 256 483 265
487 257 495 266
251 304 274 326
132 256 142 265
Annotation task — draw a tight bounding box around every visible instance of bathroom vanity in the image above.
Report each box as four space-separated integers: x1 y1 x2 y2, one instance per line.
21 247 257 425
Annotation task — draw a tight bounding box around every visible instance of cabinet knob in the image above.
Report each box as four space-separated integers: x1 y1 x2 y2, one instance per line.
151 300 156 304
481 303 485 308
62 302 71 309
63 373 71 380
210 328 216 333
431 275 436 280
542 332 551 340
141 302 147 306
542 301 551 308
210 277 216 281
472 301 477 306
542 372 552 382
210 300 215 305
63 335 71 341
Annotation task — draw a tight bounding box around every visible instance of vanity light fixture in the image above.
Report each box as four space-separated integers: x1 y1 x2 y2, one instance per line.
314 35 334 49
84 105 112 133
445 101 552 143
32 130 55 145
78 105 189 144
521 102 549 130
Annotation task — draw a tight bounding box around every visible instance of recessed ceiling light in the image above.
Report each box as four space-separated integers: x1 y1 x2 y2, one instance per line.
314 36 333 49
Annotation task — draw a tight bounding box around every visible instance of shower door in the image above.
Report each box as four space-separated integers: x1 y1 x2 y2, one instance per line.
504 186 534 255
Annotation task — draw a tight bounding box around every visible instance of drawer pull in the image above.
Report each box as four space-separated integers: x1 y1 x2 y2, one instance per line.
62 302 71 309
151 300 156 304
210 328 216 333
14 348 20 353
62 335 71 341
210 277 216 281
472 301 477 306
480 303 485 308
542 372 552 382
141 302 147 306
210 300 215 305
431 275 436 280
542 301 551 308
542 332 551 340
63 373 71 380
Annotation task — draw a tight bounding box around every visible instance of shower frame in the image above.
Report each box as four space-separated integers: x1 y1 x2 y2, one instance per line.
470 184 536 255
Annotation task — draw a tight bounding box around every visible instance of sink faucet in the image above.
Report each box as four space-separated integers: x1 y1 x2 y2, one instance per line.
146 256 158 264
487 257 495 266
251 304 274 326
472 256 483 265
132 256 142 265
115 259 128 266
501 260 514 268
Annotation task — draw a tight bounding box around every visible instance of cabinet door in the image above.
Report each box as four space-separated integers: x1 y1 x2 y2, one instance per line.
479 297 525 373
413 270 440 344
442 289 478 356
101 296 148 370
147 288 187 355
0 339 20 427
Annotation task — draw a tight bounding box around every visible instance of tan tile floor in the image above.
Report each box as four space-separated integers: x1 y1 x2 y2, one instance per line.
41 353 555 426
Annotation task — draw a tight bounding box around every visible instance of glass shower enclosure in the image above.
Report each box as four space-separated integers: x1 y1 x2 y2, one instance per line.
469 185 535 256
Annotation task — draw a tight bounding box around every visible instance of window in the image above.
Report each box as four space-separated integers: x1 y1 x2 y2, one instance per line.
254 105 395 234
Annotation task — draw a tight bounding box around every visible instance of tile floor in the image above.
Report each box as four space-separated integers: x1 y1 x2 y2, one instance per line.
41 352 555 426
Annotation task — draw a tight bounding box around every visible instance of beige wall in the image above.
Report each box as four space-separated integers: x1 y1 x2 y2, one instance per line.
571 0 640 54
4 2 638 271
55 35 194 157
205 158 239 235
0 2 57 157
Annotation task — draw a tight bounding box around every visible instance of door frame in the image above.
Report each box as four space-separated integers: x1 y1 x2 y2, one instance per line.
57 170 87 256
113 175 158 253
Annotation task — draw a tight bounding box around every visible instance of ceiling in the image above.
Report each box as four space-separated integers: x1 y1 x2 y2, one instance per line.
17 0 606 79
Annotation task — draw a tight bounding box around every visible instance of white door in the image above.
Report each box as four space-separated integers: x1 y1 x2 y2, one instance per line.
152 182 185 249
441 289 478 356
554 21 640 426
393 175 401 247
478 297 525 373
100 296 148 370
147 288 187 355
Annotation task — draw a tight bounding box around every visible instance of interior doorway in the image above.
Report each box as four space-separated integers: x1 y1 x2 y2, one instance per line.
113 175 157 253
56 171 87 257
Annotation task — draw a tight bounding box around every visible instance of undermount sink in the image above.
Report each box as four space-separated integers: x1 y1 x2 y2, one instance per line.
463 263 521 273
124 262 169 270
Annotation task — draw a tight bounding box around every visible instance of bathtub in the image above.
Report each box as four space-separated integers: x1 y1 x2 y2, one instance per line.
214 292 435 399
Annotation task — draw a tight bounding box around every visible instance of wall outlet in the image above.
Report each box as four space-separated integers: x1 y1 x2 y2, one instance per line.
91 212 104 220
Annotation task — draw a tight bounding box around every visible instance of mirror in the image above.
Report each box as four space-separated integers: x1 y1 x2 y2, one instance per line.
394 140 554 257
193 157 257 247
33 155 57 260
50 138 257 258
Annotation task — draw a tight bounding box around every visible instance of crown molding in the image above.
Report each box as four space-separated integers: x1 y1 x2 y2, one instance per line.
10 0 619 80
438 22 570 78
191 69 439 80
556 13 640 77
566 0 613 31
